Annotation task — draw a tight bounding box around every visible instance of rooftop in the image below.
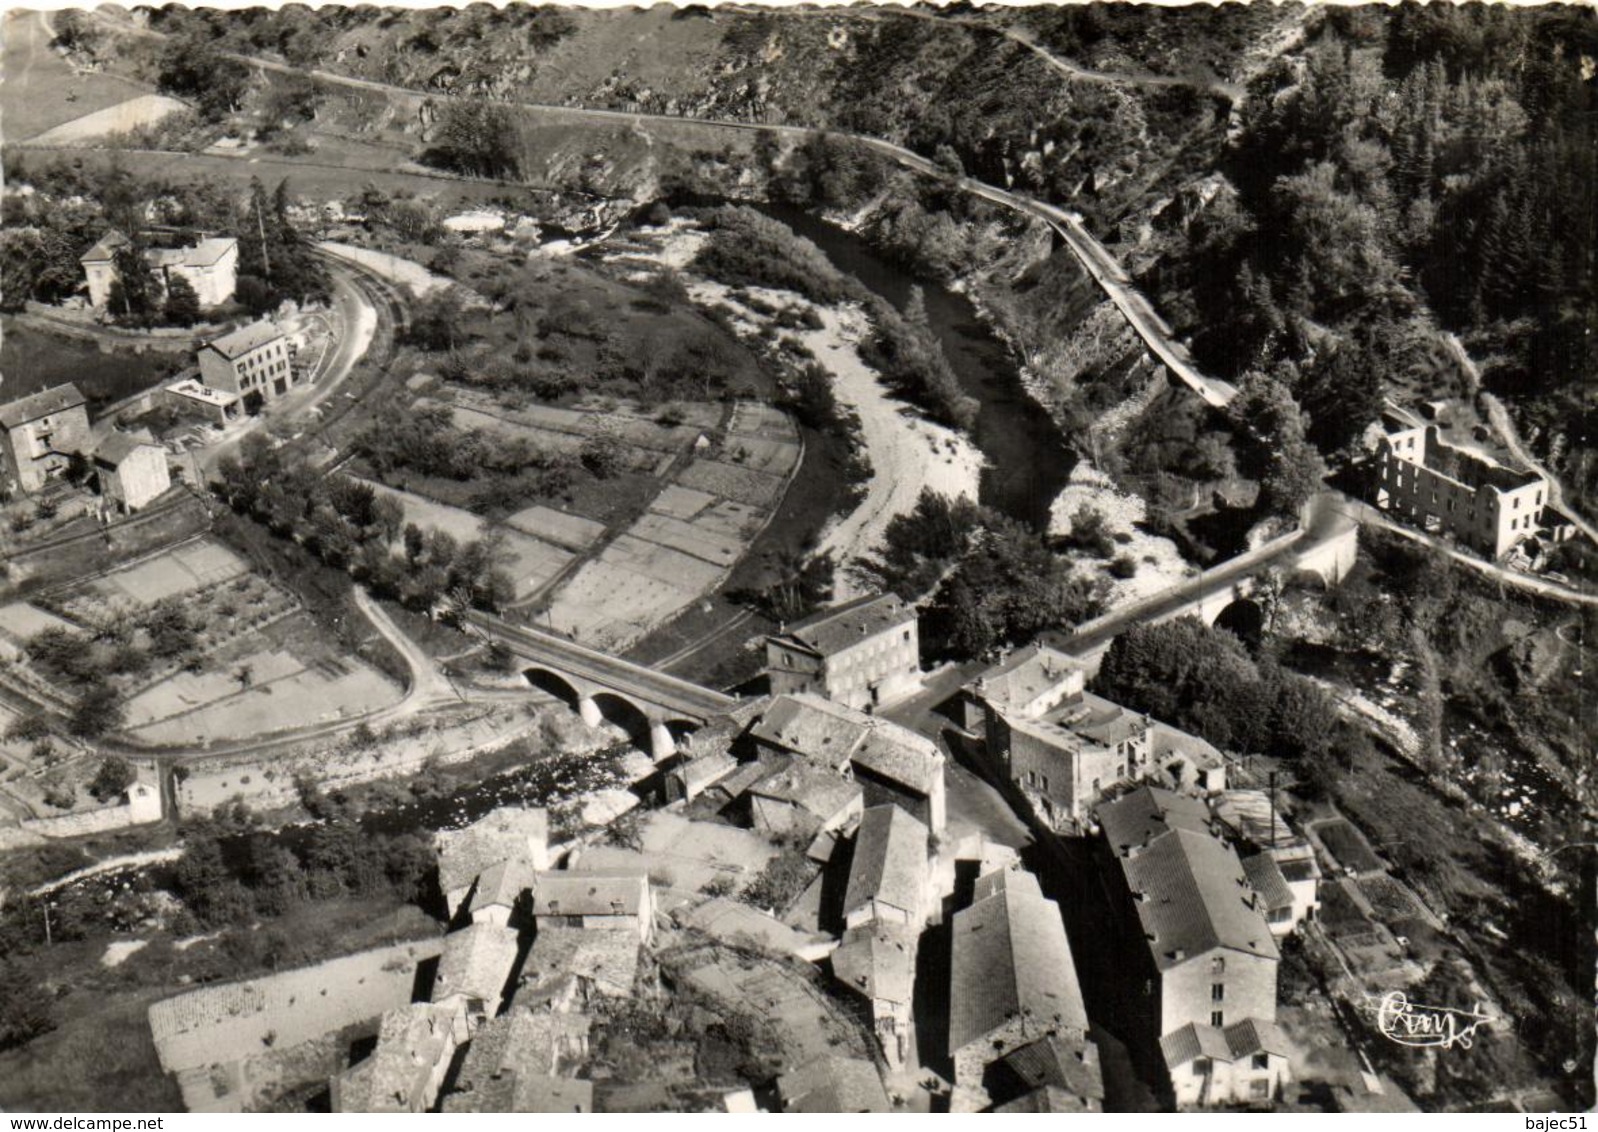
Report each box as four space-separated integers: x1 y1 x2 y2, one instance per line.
948 866 1089 1052
435 807 548 899
778 1055 891 1113
431 922 522 1008
93 430 162 467
1160 1016 1291 1068
849 721 943 796
771 593 914 658
1120 826 1280 968
469 858 539 914
203 319 285 359
969 642 1086 715
1096 785 1213 853
842 804 929 919
443 1007 591 1112
531 870 649 918
998 1034 1104 1105
0 383 86 430
831 921 916 1006
747 694 869 767
747 757 862 820
339 1003 463 1112
519 927 640 999
1241 853 1295 913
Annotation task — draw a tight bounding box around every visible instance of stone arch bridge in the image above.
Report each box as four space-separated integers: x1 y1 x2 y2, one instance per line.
463 611 736 760
1051 495 1361 673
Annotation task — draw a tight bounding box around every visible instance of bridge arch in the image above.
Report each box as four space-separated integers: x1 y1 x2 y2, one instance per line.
592 691 654 749
524 667 582 710
1212 598 1265 647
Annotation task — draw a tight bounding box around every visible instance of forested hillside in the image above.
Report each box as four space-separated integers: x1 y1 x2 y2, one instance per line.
1142 6 1596 490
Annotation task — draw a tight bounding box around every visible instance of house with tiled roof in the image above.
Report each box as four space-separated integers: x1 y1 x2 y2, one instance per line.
0 383 90 496
984 1034 1105 1113
435 807 550 920
966 646 1223 832
842 803 930 930
93 430 170 514
1160 1017 1293 1107
831 921 917 1068
330 1002 468 1113
80 230 238 309
518 927 640 1003
1095 785 1281 1106
531 869 655 944
430 922 524 1026
197 319 294 410
777 1055 891 1113
947 866 1097 1112
439 1007 591 1113
468 858 539 927
765 593 920 712
745 755 863 840
746 693 946 833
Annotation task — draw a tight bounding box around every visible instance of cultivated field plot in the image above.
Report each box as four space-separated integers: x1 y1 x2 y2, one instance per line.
538 400 797 648
0 602 80 658
78 540 249 605
1312 818 1386 875
674 458 788 508
439 391 707 465
27 94 187 146
358 480 576 600
543 535 719 650
0 9 155 141
123 641 396 745
505 504 608 551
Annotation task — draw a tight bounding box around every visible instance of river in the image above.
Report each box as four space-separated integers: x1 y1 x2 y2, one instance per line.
756 203 1076 533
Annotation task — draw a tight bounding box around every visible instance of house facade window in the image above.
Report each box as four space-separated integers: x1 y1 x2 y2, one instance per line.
1211 1010 1224 1027
1211 983 1225 1002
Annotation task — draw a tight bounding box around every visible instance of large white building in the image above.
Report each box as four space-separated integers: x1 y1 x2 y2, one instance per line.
197 320 295 410
81 231 239 310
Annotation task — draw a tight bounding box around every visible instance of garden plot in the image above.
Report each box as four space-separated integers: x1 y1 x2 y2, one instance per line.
727 401 796 442
675 458 787 508
628 513 746 567
123 645 396 745
505 504 607 551
543 535 723 651
716 433 801 477
449 393 710 456
358 480 576 600
649 485 718 521
79 540 249 605
0 603 80 658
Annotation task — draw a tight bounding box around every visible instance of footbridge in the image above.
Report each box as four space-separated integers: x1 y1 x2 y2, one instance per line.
1050 494 1360 672
463 611 737 760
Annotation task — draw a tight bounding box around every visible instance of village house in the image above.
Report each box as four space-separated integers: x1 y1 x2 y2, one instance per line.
842 803 930 930
468 858 540 928
831 921 917 1069
1096 787 1280 1069
430 922 524 1027
746 693 947 833
93 430 171 514
331 1002 469 1114
518 927 641 1004
531 870 655 944
435 807 550 921
196 319 295 412
440 1007 592 1113
744 755 864 839
1372 407 1550 559
965 644 1222 833
776 1055 892 1113
81 231 239 309
1161 1017 1293 1108
983 1035 1105 1113
0 383 90 496
1213 790 1322 936
765 593 921 712
662 747 739 805
947 866 1100 1113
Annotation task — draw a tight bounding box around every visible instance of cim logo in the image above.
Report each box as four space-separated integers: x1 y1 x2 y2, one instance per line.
1373 990 1496 1050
